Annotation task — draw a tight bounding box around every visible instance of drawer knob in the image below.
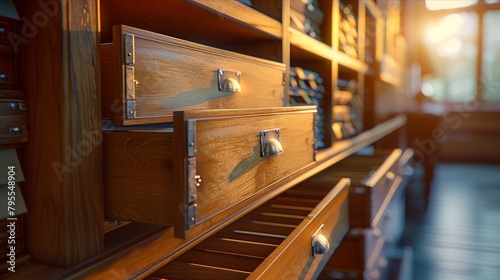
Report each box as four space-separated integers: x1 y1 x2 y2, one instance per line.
312 224 330 256
10 127 22 135
217 69 241 92
260 129 283 157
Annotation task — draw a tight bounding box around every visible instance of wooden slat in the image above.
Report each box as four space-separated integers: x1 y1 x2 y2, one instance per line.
226 221 296 238
252 204 312 219
196 235 278 259
175 249 262 272
240 213 305 227
149 262 249 280
214 231 285 246
268 196 323 208
283 188 332 198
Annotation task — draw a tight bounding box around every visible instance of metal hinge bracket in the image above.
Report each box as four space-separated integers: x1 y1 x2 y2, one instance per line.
123 34 136 119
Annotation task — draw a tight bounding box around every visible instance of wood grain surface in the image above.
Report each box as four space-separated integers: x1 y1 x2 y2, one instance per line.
18 0 103 266
249 178 350 279
103 130 175 225
102 24 286 125
194 110 315 223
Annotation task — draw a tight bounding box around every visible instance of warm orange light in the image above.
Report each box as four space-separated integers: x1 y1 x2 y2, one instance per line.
438 38 462 57
425 13 465 44
425 0 478 11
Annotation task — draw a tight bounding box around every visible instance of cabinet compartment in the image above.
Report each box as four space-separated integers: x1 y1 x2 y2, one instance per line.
147 178 350 280
0 98 27 144
101 25 286 125
104 106 316 238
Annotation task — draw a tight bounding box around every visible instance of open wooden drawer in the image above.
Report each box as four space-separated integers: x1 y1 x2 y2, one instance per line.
146 178 350 279
103 106 316 239
304 148 413 229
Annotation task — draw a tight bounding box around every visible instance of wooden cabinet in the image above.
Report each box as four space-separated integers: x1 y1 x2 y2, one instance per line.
1 0 410 278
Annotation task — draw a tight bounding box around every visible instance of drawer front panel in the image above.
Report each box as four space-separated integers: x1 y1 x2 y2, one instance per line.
0 50 15 87
369 149 414 228
0 18 15 45
104 25 286 125
0 99 27 144
249 178 350 279
304 149 413 229
181 107 316 229
365 150 403 226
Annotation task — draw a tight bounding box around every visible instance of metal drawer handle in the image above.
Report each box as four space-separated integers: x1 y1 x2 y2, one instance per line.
260 129 283 157
221 77 240 92
312 234 330 256
264 138 283 156
10 126 22 135
312 224 330 256
217 69 241 92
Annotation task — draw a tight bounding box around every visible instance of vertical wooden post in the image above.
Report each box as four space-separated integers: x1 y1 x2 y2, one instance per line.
282 0 290 105
18 0 103 266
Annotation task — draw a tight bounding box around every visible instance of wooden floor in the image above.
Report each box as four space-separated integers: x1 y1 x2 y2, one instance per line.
400 163 500 280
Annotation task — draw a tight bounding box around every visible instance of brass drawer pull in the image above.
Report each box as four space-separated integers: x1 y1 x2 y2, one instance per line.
260 129 283 157
312 224 330 256
217 68 241 92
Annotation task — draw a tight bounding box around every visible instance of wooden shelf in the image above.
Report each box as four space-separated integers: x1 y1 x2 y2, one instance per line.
100 0 279 46
289 28 368 75
289 28 334 61
335 50 369 73
191 0 283 39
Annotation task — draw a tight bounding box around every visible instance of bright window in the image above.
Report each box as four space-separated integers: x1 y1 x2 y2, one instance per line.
425 0 478 11
481 10 500 100
423 12 478 101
